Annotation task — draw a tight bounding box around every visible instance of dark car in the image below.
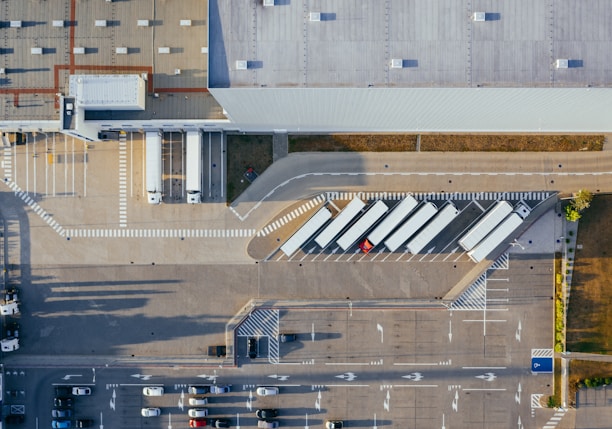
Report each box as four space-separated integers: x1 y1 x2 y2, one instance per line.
256 409 279 420
55 386 72 397
278 333 296 343
5 414 24 424
210 419 230 428
54 397 73 407
52 409 73 418
75 419 94 428
188 385 210 395
248 337 257 359
6 321 19 338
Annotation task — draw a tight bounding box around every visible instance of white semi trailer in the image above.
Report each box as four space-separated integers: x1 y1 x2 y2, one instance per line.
384 202 438 252
145 132 163 204
406 202 459 255
315 197 365 249
458 201 513 251
185 131 203 204
280 206 332 257
467 203 531 263
360 195 418 252
336 200 389 251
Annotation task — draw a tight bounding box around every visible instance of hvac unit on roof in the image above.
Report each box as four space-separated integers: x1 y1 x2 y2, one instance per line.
263 0 274 6
472 12 486 22
52 20 64 27
137 20 150 27
158 47 171 54
10 21 22 28
116 47 128 54
555 59 569 69
180 20 192 26
31 47 43 55
73 47 85 55
390 59 403 69
236 60 248 70
310 12 321 21
95 20 107 27
201 47 208 54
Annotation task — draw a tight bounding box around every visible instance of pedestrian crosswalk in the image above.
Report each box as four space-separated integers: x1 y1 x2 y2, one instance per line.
118 135 128 228
258 194 326 237
5 180 65 236
63 228 257 238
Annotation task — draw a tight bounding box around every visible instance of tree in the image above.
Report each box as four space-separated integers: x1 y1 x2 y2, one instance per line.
571 189 593 211
565 189 593 222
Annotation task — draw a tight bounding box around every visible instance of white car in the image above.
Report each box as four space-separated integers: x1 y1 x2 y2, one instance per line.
0 338 19 352
211 385 231 394
188 408 208 418
189 397 208 406
143 386 164 396
72 387 91 396
141 407 161 417
256 386 279 396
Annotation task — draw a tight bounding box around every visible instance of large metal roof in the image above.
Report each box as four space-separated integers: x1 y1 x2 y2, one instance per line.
210 87 612 132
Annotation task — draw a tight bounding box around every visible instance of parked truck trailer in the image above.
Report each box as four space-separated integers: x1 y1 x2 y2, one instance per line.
337 200 389 251
185 130 203 204
384 202 438 252
145 131 163 204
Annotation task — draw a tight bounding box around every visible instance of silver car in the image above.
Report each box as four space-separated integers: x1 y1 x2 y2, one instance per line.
143 386 164 396
188 396 208 406
258 421 279 428
141 408 161 417
188 408 209 418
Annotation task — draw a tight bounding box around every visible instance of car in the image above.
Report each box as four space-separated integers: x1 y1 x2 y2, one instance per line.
75 420 94 428
52 409 73 418
188 408 209 418
210 385 231 394
256 409 279 420
6 321 19 338
72 386 91 396
278 333 296 343
4 414 24 424
0 301 19 315
141 408 161 417
325 421 343 429
256 386 279 396
189 419 207 428
3 288 18 303
55 386 72 397
210 418 230 428
143 386 164 396
54 397 73 407
257 421 279 429
52 421 71 429
189 396 208 405
248 337 258 358
188 385 210 395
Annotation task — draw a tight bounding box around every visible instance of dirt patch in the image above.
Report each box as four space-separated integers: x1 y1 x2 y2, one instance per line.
226 134 273 203
420 134 603 151
566 194 612 354
288 134 604 153
289 134 418 152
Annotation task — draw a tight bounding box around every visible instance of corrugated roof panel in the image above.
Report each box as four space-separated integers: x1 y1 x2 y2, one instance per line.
69 74 146 110
210 87 612 132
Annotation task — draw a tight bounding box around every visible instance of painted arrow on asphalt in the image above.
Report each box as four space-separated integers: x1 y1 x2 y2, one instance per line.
131 374 153 381
335 372 357 381
62 374 82 380
402 372 423 381
475 373 497 382
268 374 290 381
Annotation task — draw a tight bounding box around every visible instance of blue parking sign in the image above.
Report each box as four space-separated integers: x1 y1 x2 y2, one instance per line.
532 357 553 373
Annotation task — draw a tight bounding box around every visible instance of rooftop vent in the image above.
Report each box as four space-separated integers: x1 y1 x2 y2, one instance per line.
263 0 274 6
31 47 43 55
10 21 22 28
116 47 128 54
73 47 85 55
390 59 403 69
236 60 248 70
201 47 209 54
555 59 569 69
310 12 321 22
158 47 171 54
52 20 64 27
95 20 107 27
180 20 192 26
137 20 150 27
